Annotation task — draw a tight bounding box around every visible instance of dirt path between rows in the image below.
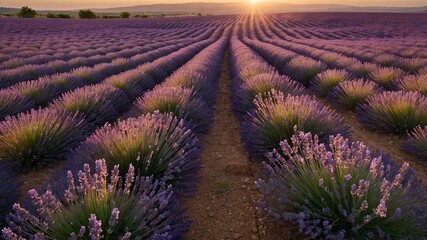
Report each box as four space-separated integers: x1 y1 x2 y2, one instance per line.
182 52 291 240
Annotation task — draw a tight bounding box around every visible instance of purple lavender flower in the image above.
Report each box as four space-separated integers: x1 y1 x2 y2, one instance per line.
241 90 350 158
232 73 305 117
67 112 202 193
3 160 189 238
257 131 427 239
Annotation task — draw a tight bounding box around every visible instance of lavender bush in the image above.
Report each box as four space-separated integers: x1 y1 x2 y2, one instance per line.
395 74 427 95
50 86 119 126
257 131 427 239
348 62 378 78
233 73 304 116
283 56 327 86
0 109 88 169
369 67 404 90
403 125 427 159
128 86 212 133
327 79 383 110
241 90 349 158
2 159 189 239
11 79 61 106
356 91 427 133
67 112 201 192
0 90 34 120
310 69 351 97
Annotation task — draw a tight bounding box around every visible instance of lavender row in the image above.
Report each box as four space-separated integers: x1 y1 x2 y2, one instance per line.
0 29 218 120
233 17 427 239
248 14 427 159
0 27 213 87
1 29 230 238
0 26 223 172
0 27 206 69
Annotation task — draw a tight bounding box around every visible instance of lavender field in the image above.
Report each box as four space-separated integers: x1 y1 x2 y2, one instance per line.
1 12 427 239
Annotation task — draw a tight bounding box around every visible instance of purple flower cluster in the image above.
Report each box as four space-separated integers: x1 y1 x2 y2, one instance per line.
2 159 189 239
256 131 427 239
66 112 202 192
241 90 349 158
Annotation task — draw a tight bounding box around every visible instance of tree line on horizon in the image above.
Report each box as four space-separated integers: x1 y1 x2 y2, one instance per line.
3 6 203 19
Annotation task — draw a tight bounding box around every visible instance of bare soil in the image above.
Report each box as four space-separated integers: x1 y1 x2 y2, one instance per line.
182 53 291 240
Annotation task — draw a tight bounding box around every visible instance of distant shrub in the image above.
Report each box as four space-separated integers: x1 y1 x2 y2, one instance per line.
0 109 88 170
396 74 427 95
46 12 56 18
369 67 405 90
67 113 201 192
57 13 71 18
71 67 106 85
257 131 427 239
327 79 383 110
357 91 427 133
403 125 427 159
233 73 304 116
241 90 349 158
0 165 20 227
18 6 36 18
120 12 130 18
128 86 212 133
0 90 34 120
47 13 72 18
2 159 189 239
283 56 327 86
78 9 96 19
310 69 351 97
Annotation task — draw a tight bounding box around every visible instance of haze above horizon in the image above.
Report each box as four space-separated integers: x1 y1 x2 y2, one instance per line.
1 0 426 10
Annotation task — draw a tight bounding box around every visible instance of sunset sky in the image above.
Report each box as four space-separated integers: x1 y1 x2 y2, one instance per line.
1 0 426 10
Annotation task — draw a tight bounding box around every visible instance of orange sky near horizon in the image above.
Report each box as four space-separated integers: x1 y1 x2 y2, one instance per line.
1 0 426 10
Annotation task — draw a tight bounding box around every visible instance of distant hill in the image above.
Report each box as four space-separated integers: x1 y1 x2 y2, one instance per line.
93 2 427 14
1 2 427 15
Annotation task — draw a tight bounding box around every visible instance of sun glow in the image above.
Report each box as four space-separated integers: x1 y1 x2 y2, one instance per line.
250 0 257 4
